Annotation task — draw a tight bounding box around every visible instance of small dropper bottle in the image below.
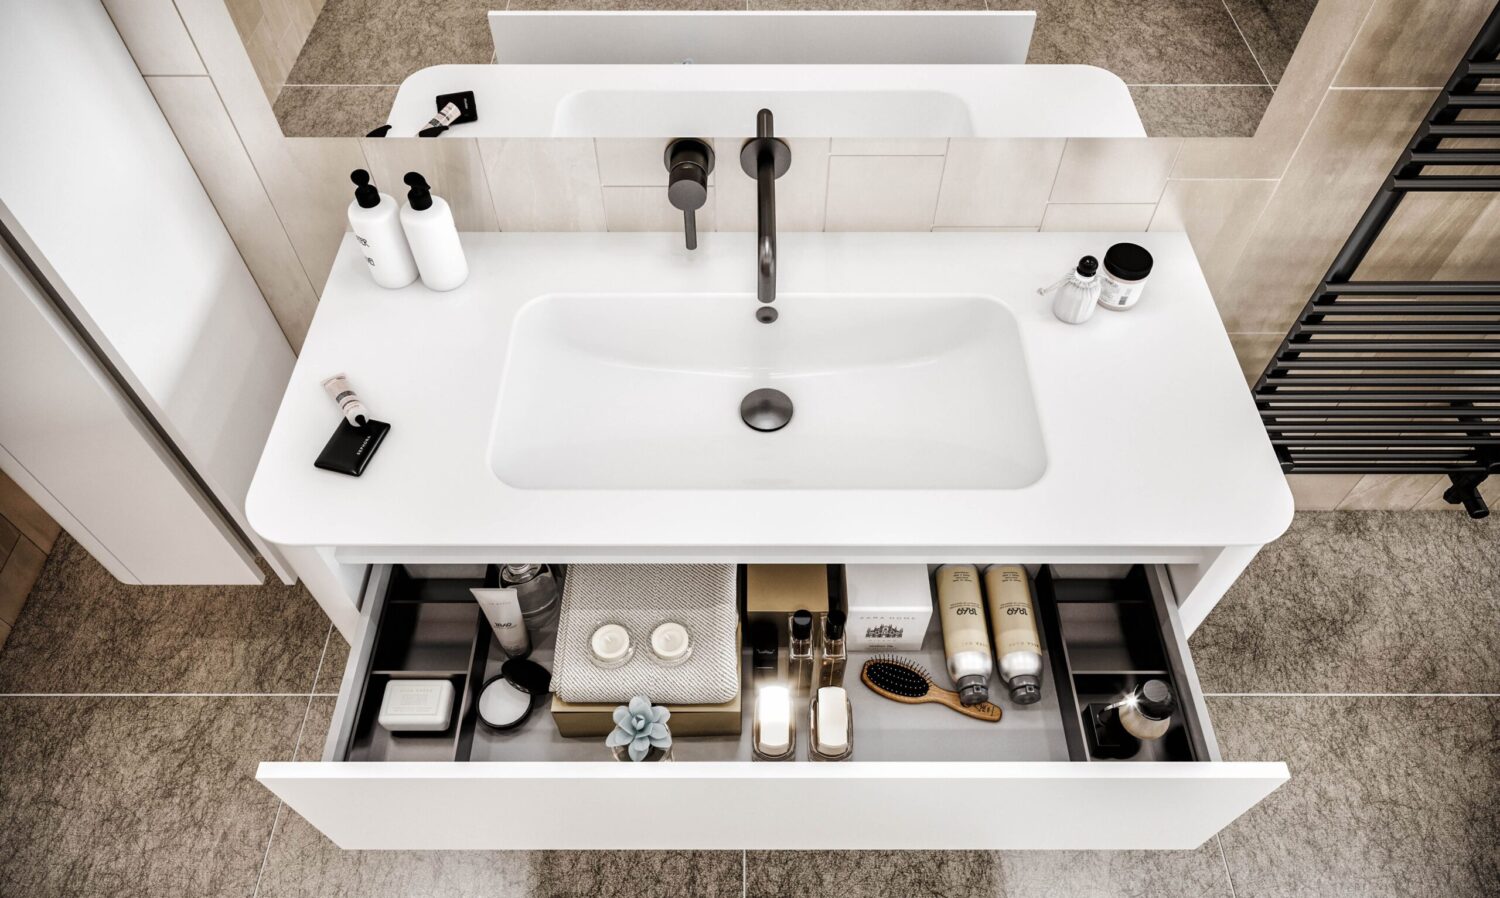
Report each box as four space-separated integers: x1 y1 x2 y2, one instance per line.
818 609 847 688
788 610 814 696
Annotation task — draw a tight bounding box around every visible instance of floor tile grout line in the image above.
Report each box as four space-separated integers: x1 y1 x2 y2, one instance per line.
0 692 329 698
1216 834 1239 898
742 849 747 898
252 624 330 898
251 802 286 898
1220 0 1273 87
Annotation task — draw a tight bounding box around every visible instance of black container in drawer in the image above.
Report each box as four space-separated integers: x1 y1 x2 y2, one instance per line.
1036 565 1214 764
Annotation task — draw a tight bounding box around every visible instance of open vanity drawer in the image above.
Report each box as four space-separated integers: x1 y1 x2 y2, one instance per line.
257 564 1286 850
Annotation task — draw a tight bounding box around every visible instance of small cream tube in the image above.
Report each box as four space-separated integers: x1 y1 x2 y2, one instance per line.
321 373 368 426
471 587 529 657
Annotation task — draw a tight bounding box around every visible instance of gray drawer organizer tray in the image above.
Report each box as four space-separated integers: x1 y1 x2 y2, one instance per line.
330 564 1218 765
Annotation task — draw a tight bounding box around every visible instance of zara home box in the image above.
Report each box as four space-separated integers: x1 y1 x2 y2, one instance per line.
843 564 934 651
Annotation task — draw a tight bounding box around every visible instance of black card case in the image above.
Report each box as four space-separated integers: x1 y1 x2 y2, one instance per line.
314 419 390 476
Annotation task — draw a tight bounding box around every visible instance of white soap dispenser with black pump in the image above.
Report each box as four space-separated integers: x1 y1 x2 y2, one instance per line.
347 169 418 289
399 170 468 291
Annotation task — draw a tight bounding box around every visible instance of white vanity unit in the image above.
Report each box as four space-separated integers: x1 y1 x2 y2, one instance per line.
249 231 1293 850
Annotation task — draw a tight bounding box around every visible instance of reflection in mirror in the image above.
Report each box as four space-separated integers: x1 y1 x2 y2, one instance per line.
234 1 1318 139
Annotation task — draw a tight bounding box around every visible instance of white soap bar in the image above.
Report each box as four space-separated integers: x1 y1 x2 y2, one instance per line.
378 678 455 732
816 687 849 753
757 685 791 752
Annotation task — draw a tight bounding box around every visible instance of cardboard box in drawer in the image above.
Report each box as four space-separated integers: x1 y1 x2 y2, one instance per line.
550 691 742 737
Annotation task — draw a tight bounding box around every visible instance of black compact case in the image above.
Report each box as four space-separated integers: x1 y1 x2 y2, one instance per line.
315 418 390 476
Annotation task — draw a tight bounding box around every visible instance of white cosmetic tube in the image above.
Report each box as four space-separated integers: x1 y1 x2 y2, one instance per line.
471 587 529 657
321 373 368 426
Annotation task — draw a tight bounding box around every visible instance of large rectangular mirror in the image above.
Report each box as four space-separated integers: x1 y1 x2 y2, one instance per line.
229 2 1317 139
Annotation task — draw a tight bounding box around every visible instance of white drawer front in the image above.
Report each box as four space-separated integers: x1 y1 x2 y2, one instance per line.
258 759 1286 850
257 563 1287 849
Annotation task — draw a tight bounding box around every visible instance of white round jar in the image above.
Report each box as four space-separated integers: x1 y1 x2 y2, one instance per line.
1097 243 1154 311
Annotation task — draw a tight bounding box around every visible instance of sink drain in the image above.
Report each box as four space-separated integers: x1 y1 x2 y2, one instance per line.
740 388 794 432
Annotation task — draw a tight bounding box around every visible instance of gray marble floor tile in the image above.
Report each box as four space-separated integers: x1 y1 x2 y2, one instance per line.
0 534 331 694
1210 696 1500 897
990 0 1266 84
747 847 1234 898
275 85 397 137
1223 0 1319 84
1190 512 1500 694
499 0 747 12
748 0 984 10
1130 84 1272 137
260 831 743 898
0 696 305 898
286 0 499 87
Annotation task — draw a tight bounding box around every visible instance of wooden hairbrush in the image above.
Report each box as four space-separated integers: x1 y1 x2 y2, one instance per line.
860 656 1002 722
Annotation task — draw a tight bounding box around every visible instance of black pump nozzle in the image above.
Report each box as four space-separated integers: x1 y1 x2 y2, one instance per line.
403 171 433 211
350 169 380 209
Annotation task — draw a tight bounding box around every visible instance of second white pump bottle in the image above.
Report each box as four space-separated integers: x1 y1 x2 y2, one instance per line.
399 171 468 291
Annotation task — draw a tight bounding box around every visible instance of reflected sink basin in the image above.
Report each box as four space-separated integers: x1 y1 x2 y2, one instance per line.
490 293 1046 490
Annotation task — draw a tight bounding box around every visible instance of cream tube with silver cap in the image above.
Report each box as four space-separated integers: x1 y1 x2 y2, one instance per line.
321 373 368 426
935 564 992 706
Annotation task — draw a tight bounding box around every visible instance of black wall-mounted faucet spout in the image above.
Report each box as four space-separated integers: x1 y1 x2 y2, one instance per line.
740 109 790 309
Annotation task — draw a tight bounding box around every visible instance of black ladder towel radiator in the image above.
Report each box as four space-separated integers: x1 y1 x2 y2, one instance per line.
1253 6 1500 519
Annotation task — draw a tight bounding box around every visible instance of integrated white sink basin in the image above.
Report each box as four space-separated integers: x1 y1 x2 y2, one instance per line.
490 293 1046 490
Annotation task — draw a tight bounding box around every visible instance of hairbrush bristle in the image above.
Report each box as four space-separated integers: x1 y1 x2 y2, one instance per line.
862 655 934 698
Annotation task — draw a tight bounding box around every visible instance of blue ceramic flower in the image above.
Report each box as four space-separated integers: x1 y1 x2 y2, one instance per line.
606 695 672 761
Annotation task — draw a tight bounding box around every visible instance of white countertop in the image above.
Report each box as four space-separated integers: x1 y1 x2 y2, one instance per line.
247 232 1292 559
387 65 1145 138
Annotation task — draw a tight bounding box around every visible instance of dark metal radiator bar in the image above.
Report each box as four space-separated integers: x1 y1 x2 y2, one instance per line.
1252 6 1500 519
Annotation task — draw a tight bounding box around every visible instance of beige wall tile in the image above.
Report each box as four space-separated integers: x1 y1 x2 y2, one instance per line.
1039 204 1156 232
596 138 711 187
1355 191 1500 282
716 139 829 232
1286 474 1363 509
1050 139 1182 205
0 538 47 626
1414 475 1500 510
1337 474 1446 510
830 139 948 155
361 139 499 232
479 139 606 231
1218 89 1435 334
1335 0 1496 88
825 156 945 231
603 186 716 232
147 75 316 349
243 19 290 104
223 0 264 41
103 0 205 75
177 0 367 295
932 227 1039 232
0 472 61 554
934 139 1065 228
1174 0 1378 179
1228 333 1284 386
1150 179 1276 298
